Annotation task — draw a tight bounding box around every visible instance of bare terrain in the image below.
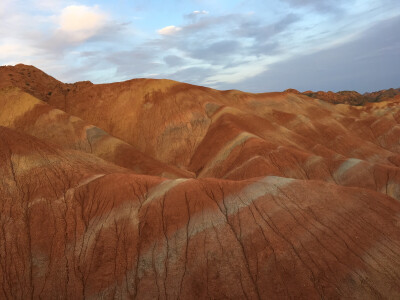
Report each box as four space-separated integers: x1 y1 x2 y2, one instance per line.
1 64 400 299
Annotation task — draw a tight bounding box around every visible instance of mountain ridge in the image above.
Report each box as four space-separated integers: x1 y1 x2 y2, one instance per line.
2 63 398 105
1 64 400 299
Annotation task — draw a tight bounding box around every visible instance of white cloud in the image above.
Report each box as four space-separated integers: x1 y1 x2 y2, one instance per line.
58 5 108 42
0 42 37 60
193 10 209 15
157 25 182 35
33 0 67 11
205 58 268 85
0 0 15 18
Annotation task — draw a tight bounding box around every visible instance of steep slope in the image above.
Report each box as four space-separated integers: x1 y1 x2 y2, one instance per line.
303 88 400 105
302 90 368 105
0 64 69 102
1 64 399 171
40 79 400 200
1 64 400 299
0 86 192 178
188 97 400 200
364 88 400 102
36 79 400 176
1 126 400 299
2 64 400 197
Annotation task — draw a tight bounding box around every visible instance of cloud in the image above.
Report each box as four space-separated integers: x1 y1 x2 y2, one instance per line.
33 5 128 56
0 42 38 62
157 25 182 35
33 0 67 11
1 0 396 94
142 14 249 56
57 5 108 42
132 13 300 85
280 0 346 13
234 13 299 41
0 0 12 15
185 10 209 19
187 40 242 63
0 1 131 83
163 55 185 67
166 66 215 84
233 13 299 55
218 15 400 93
181 14 239 33
193 10 209 15
107 48 163 77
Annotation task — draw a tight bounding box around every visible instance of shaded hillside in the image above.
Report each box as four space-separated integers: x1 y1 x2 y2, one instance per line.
1 64 400 299
303 88 400 105
0 86 192 178
365 88 400 102
0 64 71 102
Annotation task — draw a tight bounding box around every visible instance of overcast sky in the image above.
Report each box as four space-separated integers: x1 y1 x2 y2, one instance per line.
0 0 399 92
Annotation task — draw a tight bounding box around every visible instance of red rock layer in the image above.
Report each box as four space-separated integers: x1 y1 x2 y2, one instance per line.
1 64 400 299
303 88 400 105
0 87 192 178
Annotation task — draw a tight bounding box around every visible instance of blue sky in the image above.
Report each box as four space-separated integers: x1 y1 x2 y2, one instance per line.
0 0 399 92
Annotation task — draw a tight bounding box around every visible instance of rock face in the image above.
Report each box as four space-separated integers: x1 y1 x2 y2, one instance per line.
303 88 400 105
1 64 400 299
0 87 192 178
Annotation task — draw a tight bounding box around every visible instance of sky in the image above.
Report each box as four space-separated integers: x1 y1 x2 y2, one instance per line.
0 0 399 93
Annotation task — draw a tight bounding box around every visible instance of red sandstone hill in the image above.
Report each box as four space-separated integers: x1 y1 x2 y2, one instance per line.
303 88 400 105
1 64 400 299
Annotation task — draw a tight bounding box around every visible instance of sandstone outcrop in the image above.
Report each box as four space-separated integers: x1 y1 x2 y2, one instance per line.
1 64 400 299
303 88 400 105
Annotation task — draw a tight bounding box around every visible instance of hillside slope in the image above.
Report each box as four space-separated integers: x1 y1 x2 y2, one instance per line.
1 64 400 299
0 86 192 178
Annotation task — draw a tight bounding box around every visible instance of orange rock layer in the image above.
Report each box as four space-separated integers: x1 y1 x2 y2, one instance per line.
1 64 400 299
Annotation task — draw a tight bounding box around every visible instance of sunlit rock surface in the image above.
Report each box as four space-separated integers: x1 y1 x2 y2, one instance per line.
1 64 400 299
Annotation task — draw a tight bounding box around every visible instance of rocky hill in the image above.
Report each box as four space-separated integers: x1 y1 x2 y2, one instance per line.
303 88 400 105
1 64 400 299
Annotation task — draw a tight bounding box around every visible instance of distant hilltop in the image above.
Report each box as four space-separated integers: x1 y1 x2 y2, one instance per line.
302 89 400 105
1 63 399 106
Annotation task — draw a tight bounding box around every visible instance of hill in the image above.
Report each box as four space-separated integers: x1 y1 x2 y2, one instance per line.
1 64 400 299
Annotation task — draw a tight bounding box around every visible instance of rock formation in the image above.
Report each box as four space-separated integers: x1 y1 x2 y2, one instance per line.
1 64 400 299
303 88 400 105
